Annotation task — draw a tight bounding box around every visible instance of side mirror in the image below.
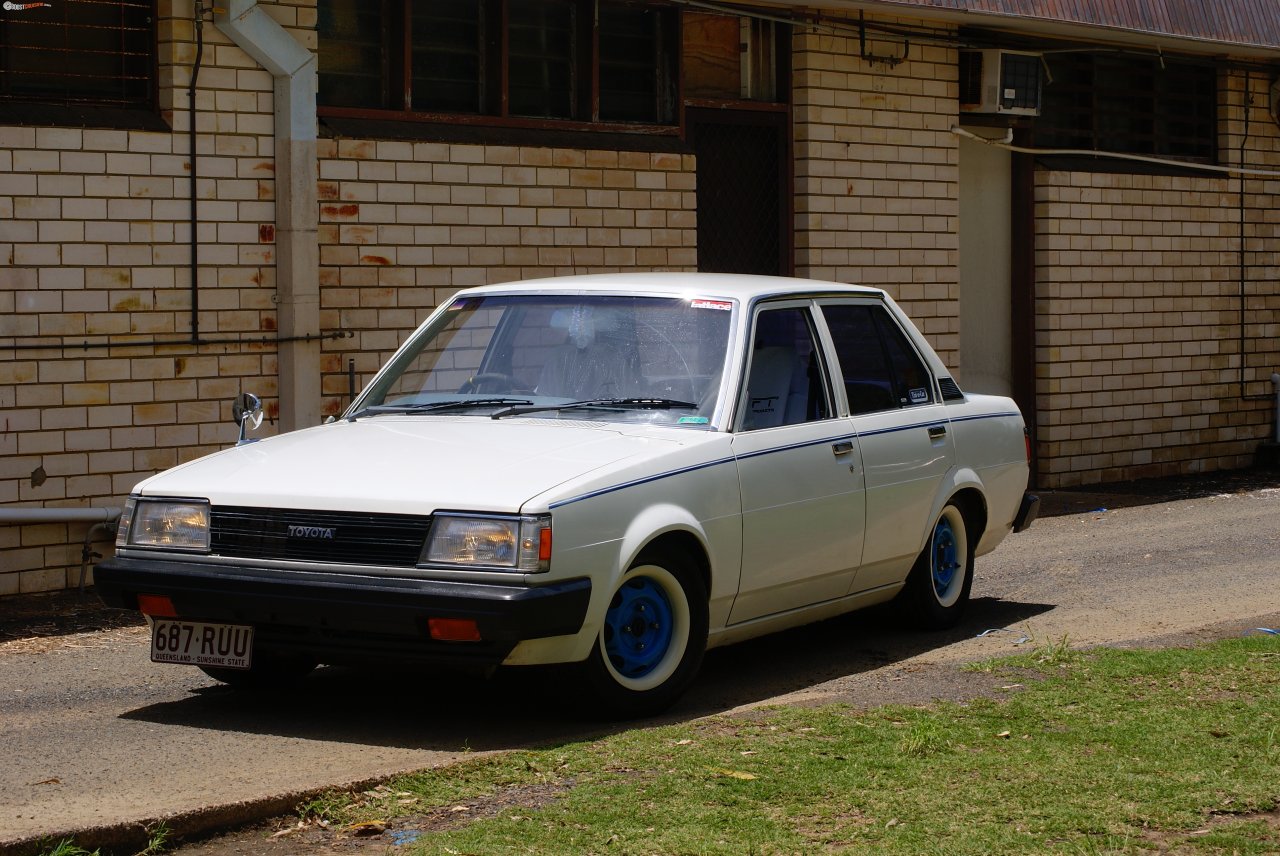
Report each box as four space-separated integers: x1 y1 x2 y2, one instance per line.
232 392 264 445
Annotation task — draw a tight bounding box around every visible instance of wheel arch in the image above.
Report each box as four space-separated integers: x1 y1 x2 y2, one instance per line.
919 468 988 554
634 529 712 599
618 503 712 601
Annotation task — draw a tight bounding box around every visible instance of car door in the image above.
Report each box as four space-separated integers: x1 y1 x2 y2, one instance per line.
818 301 955 593
728 302 867 624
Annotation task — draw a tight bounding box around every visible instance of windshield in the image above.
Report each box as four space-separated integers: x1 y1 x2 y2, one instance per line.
355 293 735 426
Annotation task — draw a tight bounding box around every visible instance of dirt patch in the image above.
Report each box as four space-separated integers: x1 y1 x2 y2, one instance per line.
1139 806 1280 854
0 590 143 643
0 590 144 656
175 782 572 855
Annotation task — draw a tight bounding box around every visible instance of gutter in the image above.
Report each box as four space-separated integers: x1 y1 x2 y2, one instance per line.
213 0 321 432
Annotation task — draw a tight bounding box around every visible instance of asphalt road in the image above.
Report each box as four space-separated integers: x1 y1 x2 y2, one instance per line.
2 475 1279 855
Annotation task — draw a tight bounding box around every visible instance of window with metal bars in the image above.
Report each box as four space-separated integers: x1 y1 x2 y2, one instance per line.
317 0 678 130
0 0 157 127
1035 52 1217 163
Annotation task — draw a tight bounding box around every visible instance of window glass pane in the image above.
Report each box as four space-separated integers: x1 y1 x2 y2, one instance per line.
742 308 831 430
599 2 673 123
365 295 731 425
822 304 933 411
507 0 576 119
682 11 739 100
411 0 483 113
318 0 391 108
875 311 934 407
1037 52 1215 162
820 304 897 414
0 0 152 106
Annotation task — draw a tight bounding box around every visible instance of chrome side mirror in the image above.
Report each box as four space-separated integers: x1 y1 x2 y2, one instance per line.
232 392 264 445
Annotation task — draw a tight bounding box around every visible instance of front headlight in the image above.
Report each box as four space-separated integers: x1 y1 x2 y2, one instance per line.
120 497 211 552
422 513 550 572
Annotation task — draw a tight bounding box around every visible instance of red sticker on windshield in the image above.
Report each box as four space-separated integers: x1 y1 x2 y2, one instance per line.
691 299 732 311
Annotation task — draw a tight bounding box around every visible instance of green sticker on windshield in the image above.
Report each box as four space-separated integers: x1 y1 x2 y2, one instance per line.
678 416 710 424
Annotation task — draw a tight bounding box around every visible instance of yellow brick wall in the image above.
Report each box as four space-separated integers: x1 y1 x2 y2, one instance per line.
0 1 694 594
791 20 961 365
313 141 696 416
0 4 285 594
5 0 1280 593
1032 70 1280 487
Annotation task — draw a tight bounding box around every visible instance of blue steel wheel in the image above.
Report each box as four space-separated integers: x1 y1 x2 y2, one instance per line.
584 552 708 718
603 573 677 680
901 503 973 629
930 509 966 609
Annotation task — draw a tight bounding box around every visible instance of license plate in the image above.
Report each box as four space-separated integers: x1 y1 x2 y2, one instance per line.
150 619 254 670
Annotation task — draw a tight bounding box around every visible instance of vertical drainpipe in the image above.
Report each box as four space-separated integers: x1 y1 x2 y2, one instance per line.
213 0 321 431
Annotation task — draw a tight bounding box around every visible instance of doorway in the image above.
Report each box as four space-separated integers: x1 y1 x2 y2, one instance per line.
687 108 792 276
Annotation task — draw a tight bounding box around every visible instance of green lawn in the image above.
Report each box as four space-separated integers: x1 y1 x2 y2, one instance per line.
297 635 1280 855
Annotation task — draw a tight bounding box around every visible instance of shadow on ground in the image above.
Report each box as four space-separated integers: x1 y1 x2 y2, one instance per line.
115 595 1052 753
1035 466 1280 518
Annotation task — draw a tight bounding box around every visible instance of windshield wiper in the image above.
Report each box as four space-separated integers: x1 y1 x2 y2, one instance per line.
348 398 532 421
491 397 697 420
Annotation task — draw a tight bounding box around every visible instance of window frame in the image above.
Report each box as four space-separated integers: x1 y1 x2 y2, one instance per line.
734 301 837 432
0 0 163 130
817 299 938 417
318 0 681 138
1033 51 1218 166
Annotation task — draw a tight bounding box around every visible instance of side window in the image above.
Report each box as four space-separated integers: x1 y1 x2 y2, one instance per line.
741 307 832 430
821 304 934 414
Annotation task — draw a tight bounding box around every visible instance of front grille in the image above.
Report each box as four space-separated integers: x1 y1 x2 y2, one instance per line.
210 506 432 567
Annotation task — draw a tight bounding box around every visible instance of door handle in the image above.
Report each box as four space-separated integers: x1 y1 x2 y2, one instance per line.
927 425 947 440
832 440 854 456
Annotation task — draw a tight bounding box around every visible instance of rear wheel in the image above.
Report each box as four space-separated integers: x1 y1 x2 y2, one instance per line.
903 503 974 629
200 650 317 690
582 550 708 718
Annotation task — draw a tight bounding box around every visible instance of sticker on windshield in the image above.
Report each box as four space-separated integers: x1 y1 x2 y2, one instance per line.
678 416 710 424
909 388 929 404
691 299 732 311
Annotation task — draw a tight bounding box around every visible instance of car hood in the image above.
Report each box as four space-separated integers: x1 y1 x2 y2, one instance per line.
132 417 690 514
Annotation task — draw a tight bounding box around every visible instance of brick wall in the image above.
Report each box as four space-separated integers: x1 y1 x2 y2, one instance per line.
314 141 696 416
791 20 962 365
0 4 284 595
1032 70 1280 487
0 1 694 595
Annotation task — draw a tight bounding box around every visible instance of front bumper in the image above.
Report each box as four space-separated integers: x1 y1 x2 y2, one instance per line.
95 557 591 667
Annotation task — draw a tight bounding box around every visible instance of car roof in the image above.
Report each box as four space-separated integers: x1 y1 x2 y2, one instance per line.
457 272 887 302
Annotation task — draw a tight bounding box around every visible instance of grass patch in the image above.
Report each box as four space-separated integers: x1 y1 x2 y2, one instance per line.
294 636 1280 854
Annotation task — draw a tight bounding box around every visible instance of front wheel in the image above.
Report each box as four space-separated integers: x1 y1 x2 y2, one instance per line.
581 551 708 718
902 503 974 630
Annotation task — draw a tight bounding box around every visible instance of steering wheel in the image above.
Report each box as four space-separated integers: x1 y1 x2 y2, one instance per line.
458 372 523 394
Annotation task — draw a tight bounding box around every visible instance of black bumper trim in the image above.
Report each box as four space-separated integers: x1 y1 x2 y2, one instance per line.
95 557 591 667
1013 492 1040 533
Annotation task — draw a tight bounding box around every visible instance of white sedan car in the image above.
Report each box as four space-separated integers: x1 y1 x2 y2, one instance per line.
97 274 1037 716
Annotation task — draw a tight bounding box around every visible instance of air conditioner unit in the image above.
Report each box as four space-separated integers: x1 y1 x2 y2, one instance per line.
959 49 1043 116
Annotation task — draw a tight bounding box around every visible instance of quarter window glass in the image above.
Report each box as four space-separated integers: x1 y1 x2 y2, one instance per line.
821 305 934 413
741 308 831 430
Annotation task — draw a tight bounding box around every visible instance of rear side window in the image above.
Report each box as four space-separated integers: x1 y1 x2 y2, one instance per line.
820 304 934 414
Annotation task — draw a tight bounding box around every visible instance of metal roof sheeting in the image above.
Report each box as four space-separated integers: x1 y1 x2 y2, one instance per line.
867 0 1280 51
